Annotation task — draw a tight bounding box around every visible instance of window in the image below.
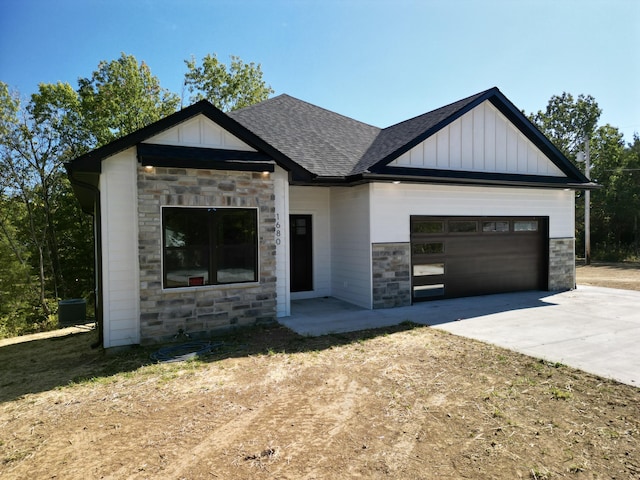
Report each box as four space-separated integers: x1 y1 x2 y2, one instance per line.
449 220 478 233
483 221 510 233
514 220 538 232
413 284 445 298
413 263 445 276
412 242 444 255
413 221 444 234
163 207 258 288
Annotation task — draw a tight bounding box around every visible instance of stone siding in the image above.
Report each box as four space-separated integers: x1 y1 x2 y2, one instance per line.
137 166 276 343
372 243 411 308
548 237 575 291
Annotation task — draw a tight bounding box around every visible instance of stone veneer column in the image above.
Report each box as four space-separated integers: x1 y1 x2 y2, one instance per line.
372 243 411 308
548 238 575 291
137 166 276 344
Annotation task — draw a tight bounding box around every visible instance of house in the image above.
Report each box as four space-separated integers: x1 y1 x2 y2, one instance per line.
66 87 596 348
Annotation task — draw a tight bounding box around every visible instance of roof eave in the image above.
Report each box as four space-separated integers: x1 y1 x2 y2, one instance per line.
360 170 600 190
367 88 590 184
66 100 315 181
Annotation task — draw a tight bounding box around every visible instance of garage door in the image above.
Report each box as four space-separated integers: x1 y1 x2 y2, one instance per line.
410 216 548 301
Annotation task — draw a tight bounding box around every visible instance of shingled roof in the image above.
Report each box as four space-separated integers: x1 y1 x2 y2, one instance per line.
229 94 380 176
68 86 596 201
229 88 493 177
230 87 594 188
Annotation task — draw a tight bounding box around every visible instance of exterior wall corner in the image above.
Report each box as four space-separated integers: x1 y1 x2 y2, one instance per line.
371 242 411 308
548 237 575 291
137 167 277 343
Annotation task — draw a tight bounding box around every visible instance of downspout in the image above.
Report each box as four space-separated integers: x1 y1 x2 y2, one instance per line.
68 175 104 349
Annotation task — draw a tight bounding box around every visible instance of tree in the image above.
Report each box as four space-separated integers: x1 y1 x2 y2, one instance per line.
1 81 91 321
1 52 273 337
183 54 274 111
529 93 602 163
530 93 639 260
78 53 180 147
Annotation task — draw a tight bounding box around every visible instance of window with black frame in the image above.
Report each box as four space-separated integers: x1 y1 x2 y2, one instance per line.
162 207 258 288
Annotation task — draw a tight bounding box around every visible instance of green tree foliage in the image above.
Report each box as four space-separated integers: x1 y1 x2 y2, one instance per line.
78 53 180 146
591 133 640 258
184 54 274 111
530 93 639 260
1 53 273 338
529 92 602 164
1 80 94 332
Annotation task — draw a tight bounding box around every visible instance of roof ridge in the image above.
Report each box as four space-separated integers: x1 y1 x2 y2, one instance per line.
236 93 381 131
349 87 499 175
382 87 498 131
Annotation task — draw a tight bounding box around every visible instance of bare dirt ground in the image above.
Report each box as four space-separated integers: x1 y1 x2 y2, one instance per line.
1 264 639 479
576 261 640 291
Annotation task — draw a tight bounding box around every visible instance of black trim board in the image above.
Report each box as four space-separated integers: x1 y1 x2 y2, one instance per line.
137 143 275 172
368 166 600 190
367 87 590 185
67 100 312 180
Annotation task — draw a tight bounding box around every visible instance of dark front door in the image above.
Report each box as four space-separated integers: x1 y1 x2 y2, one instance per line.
290 215 313 292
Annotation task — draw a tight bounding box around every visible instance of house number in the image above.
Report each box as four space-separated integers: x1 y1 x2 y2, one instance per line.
275 213 281 245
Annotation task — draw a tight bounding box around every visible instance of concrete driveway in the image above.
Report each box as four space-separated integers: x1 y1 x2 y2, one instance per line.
283 286 640 387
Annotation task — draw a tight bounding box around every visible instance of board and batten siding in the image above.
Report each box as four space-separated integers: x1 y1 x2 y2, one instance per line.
390 100 565 177
273 166 291 317
369 183 575 243
146 114 257 151
100 148 140 348
289 186 332 300
330 185 372 309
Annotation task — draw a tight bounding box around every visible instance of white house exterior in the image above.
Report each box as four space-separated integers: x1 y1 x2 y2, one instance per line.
67 87 596 348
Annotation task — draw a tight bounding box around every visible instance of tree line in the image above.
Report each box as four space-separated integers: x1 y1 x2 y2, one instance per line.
1 53 638 338
0 53 273 337
528 94 640 260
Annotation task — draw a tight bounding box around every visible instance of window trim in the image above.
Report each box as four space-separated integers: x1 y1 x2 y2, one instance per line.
161 206 260 290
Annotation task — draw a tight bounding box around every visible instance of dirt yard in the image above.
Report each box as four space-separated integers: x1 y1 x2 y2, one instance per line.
576 261 640 291
1 264 639 479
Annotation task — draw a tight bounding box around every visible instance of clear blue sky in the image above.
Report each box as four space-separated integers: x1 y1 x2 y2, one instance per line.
1 0 638 141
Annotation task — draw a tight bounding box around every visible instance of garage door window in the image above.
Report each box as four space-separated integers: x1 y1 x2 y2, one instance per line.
413 221 444 234
414 284 445 298
413 263 445 276
483 221 510 233
412 242 444 255
514 220 538 232
449 221 478 233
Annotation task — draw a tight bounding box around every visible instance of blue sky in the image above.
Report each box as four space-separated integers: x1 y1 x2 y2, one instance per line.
1 0 638 141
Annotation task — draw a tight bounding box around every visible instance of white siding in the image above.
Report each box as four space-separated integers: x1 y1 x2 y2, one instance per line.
391 100 565 177
273 167 290 317
330 185 372 309
289 186 332 300
146 114 256 151
370 183 574 242
100 148 140 347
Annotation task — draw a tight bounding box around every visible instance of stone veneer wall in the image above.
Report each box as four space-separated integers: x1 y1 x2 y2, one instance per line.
548 237 575 291
137 166 276 344
372 243 411 308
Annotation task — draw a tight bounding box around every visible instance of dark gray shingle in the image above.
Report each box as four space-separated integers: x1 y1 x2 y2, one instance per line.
229 94 380 176
230 89 495 177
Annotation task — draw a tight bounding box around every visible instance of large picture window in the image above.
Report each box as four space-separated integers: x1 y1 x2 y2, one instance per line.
162 207 258 288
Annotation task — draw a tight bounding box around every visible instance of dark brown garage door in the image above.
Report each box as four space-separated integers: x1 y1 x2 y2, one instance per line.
410 216 548 301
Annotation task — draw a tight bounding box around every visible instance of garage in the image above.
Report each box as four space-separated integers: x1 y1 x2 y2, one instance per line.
411 216 548 301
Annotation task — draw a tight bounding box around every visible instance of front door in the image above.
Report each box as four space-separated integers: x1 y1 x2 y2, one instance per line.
290 214 313 292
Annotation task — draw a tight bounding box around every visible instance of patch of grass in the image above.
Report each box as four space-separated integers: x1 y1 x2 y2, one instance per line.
530 466 551 479
549 386 573 400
